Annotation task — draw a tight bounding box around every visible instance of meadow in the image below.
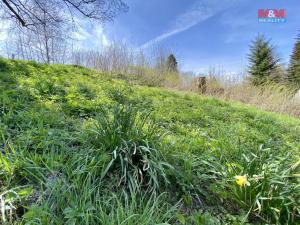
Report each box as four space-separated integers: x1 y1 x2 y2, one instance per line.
0 58 299 224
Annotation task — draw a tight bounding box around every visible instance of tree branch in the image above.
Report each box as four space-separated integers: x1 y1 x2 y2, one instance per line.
2 0 26 26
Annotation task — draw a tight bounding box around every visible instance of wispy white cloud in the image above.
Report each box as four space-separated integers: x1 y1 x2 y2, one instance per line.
72 20 111 49
140 0 230 49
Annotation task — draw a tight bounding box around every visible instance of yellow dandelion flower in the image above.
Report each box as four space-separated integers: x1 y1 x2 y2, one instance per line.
235 175 250 187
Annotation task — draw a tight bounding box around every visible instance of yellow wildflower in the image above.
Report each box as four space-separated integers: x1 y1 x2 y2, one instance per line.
235 175 250 187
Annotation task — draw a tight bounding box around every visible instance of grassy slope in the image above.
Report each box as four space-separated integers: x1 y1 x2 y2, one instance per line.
0 59 299 224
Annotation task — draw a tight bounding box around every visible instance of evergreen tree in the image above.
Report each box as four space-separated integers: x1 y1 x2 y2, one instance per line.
248 35 279 85
288 32 300 88
166 54 178 73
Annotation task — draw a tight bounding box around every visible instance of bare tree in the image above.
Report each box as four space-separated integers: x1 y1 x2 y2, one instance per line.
72 41 134 73
0 0 128 27
4 0 70 63
0 0 128 63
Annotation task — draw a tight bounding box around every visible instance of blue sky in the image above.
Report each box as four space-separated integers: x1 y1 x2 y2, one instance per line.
0 0 298 76
78 0 300 74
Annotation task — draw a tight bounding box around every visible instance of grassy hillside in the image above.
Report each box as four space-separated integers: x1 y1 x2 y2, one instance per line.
0 58 299 224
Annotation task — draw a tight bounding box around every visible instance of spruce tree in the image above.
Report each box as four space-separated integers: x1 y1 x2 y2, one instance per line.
288 32 300 88
248 35 279 85
166 54 178 73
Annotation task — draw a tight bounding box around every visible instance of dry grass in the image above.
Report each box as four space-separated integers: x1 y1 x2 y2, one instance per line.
189 77 300 117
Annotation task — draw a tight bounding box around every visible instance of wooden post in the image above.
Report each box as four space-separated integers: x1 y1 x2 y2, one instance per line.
197 76 206 94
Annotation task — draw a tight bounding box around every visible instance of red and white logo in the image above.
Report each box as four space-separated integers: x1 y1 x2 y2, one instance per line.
258 9 286 23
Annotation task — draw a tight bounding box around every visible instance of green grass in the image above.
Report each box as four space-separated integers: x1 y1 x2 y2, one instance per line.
0 58 299 224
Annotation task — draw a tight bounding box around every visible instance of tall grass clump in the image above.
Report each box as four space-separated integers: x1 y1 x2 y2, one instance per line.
83 105 172 192
196 145 300 224
0 137 43 224
21 173 178 224
94 191 178 225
